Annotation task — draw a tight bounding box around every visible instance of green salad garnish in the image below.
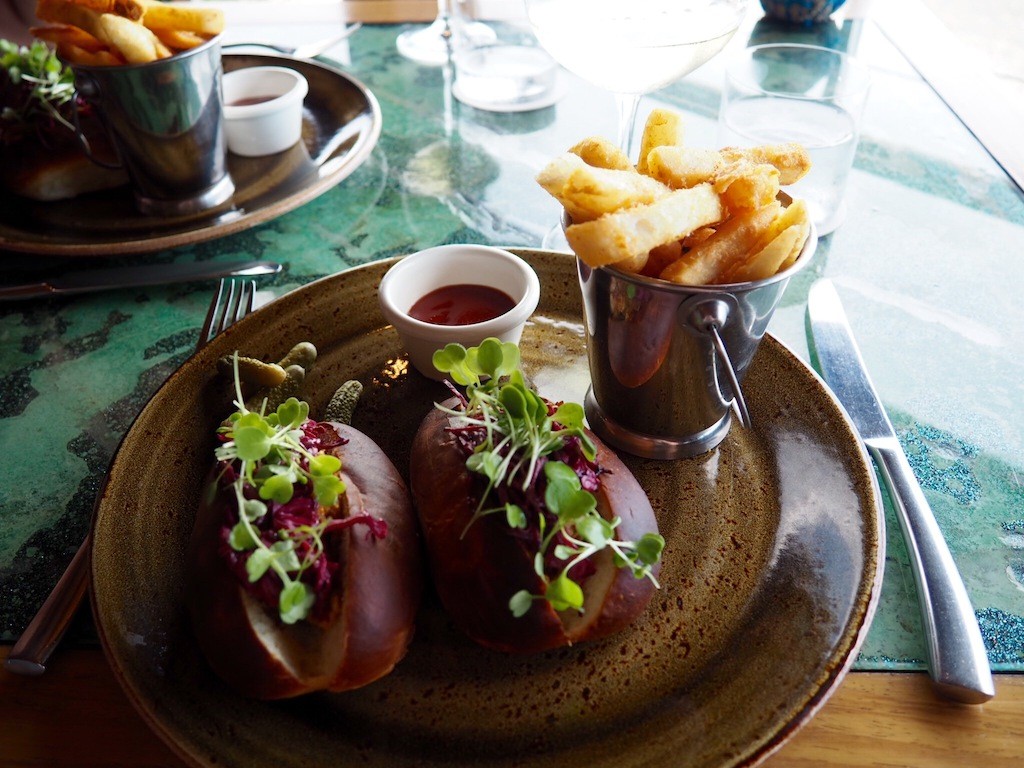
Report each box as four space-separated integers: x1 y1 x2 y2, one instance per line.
1 39 76 145
433 339 664 617
214 354 366 625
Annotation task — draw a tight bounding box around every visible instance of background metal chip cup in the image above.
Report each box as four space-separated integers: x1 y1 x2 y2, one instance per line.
71 35 234 216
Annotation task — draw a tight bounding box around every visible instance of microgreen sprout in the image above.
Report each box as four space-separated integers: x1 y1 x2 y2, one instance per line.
213 353 361 625
1 40 77 143
432 339 665 618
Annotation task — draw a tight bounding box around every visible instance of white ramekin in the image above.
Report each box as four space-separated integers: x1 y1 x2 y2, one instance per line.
378 244 541 380
222 66 308 156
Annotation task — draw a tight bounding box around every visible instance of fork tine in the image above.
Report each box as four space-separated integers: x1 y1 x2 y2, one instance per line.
235 280 255 325
199 278 229 347
198 278 258 349
222 279 241 333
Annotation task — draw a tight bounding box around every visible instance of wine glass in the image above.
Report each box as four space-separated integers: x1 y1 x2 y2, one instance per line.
397 0 497 66
525 0 747 156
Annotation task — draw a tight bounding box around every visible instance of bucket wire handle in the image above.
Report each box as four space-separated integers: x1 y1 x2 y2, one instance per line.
707 323 751 429
689 298 751 429
70 76 122 170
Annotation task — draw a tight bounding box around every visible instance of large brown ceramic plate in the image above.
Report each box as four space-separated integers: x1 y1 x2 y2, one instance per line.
90 250 883 768
0 54 380 257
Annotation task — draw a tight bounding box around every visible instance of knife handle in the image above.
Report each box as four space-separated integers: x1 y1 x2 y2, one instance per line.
4 535 91 675
0 283 53 300
868 438 995 703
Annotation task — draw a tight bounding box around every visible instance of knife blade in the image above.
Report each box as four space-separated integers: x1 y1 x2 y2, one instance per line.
807 279 994 704
0 259 282 300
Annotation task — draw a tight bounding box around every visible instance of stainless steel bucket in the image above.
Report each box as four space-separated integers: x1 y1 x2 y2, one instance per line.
577 225 816 459
72 36 234 216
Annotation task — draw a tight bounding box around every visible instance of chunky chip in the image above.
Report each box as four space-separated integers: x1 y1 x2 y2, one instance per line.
636 108 685 175
137 0 226 35
32 23 107 52
720 143 811 185
713 159 781 212
537 153 671 223
646 145 721 189
565 185 724 268
73 0 143 20
659 202 781 284
723 221 807 283
568 136 632 171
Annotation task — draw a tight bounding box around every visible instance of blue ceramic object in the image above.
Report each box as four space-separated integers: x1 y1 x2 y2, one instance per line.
760 0 846 25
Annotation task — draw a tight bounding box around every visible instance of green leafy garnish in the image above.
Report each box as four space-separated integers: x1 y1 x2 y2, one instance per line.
433 339 664 618
1 40 77 145
215 353 349 625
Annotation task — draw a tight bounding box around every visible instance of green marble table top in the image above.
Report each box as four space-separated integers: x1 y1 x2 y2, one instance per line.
1 16 1021 671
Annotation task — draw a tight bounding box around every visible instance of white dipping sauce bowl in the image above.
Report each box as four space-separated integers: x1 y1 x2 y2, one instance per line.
378 244 541 380
222 66 308 156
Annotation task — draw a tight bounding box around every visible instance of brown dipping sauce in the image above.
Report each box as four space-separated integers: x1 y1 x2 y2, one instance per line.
227 95 278 107
409 284 516 326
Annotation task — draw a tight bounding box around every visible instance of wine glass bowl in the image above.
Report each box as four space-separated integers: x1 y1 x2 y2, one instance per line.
524 0 748 154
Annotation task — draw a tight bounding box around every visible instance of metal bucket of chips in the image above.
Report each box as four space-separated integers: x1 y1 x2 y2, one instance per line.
71 35 233 216
577 224 816 459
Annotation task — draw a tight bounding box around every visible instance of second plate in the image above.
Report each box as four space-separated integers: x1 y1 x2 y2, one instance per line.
0 54 381 257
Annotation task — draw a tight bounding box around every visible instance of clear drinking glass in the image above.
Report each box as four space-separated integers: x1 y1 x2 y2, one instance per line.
719 44 871 235
451 24 560 113
397 0 497 66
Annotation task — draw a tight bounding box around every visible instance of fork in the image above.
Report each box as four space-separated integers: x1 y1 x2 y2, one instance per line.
198 278 256 347
4 280 258 675
223 23 362 59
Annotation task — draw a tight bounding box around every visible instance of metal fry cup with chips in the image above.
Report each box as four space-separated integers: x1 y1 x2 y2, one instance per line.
574 199 817 459
539 109 819 458
34 0 233 214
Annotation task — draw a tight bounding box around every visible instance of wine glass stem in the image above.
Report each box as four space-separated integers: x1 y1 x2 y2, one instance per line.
615 92 642 159
437 0 452 34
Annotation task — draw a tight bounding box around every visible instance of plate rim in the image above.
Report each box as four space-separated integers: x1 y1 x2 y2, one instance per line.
89 249 885 768
0 54 382 257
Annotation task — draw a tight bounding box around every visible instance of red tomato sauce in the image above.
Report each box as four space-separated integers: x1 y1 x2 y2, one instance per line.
408 284 516 326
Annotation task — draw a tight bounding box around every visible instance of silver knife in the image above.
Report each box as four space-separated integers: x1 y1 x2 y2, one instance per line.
807 279 994 704
0 259 281 300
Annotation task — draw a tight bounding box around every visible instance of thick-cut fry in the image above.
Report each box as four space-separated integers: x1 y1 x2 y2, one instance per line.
36 0 104 37
755 198 809 253
681 226 716 249
569 136 632 171
537 153 671 223
31 23 106 52
771 200 811 270
720 143 811 185
713 159 780 211
645 145 721 188
137 0 225 35
566 184 724 268
152 27 207 50
562 165 670 221
536 154 595 224
57 40 124 66
659 202 780 284
636 108 685 174
639 240 683 278
72 0 144 21
101 12 167 62
723 224 805 283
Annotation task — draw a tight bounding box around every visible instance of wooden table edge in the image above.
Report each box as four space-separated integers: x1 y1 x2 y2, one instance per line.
1 646 1020 767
